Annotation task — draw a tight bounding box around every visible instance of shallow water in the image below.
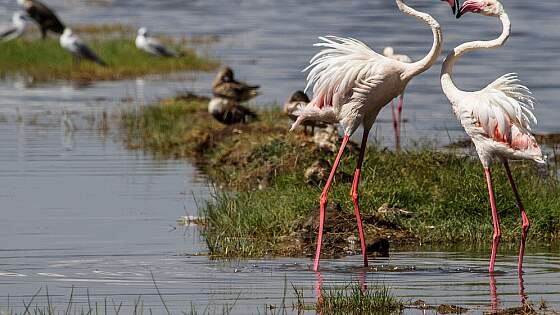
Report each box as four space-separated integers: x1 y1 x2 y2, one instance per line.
0 0 559 313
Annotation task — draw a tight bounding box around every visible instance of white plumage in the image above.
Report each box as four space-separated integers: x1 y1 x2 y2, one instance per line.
0 11 28 41
291 0 449 272
135 27 179 57
450 73 542 165
60 28 107 66
441 0 543 274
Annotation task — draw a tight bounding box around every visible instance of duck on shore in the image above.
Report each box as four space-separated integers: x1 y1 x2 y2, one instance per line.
208 96 257 125
212 67 259 103
209 67 259 125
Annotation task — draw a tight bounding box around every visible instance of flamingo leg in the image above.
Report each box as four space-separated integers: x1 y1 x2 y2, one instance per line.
484 168 501 273
503 160 530 274
314 134 350 272
396 94 404 151
350 130 369 268
489 274 498 312
391 99 398 151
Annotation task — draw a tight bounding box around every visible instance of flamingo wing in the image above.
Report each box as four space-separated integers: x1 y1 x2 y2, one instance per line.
456 73 542 159
304 36 386 110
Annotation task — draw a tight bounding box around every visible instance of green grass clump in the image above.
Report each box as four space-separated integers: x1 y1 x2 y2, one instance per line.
294 283 403 315
121 95 560 258
0 30 217 82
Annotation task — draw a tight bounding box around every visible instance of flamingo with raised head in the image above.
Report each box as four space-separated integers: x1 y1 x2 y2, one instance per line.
291 0 457 272
441 0 544 274
383 47 411 151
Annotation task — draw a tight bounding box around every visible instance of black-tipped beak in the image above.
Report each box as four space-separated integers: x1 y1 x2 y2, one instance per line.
454 0 461 18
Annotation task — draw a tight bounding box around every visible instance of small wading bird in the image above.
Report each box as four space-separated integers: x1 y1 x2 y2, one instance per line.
17 0 65 39
291 0 458 271
60 28 107 66
135 27 180 57
209 67 258 124
0 11 28 41
284 90 326 135
441 0 544 273
383 47 411 151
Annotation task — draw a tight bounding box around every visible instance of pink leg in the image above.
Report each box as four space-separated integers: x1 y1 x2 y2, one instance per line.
484 168 501 273
391 100 399 151
314 135 350 272
396 94 404 151
518 272 527 305
350 130 369 268
503 160 530 274
489 274 498 312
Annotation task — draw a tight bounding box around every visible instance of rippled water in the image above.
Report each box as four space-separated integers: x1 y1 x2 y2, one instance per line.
0 0 559 313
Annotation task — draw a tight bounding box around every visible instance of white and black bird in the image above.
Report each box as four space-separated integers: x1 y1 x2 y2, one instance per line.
60 28 107 66
135 27 179 57
17 0 65 39
208 96 257 125
0 11 28 41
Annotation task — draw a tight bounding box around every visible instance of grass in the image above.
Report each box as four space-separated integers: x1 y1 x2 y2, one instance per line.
293 283 403 315
121 95 560 258
0 25 218 82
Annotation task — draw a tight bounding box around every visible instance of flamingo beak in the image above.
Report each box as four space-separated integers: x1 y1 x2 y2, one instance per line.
457 0 482 18
442 0 459 16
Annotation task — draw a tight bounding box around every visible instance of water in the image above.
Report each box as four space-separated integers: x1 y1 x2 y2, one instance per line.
0 0 559 313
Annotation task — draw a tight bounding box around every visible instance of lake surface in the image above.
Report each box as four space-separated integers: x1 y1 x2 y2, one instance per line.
0 0 559 313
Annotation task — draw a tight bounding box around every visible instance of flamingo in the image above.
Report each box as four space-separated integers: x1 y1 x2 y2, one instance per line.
383 47 412 151
291 0 457 271
17 0 65 39
441 0 545 274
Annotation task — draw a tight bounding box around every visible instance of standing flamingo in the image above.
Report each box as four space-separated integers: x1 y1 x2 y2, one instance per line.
292 0 457 271
383 47 411 151
441 0 544 274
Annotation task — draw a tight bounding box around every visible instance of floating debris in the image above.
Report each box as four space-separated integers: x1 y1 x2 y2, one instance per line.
176 215 207 226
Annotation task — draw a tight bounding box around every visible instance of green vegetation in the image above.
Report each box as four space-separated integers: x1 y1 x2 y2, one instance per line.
121 95 560 258
294 283 403 314
0 25 218 82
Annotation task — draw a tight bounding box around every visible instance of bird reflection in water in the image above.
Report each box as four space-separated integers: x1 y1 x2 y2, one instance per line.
489 273 530 313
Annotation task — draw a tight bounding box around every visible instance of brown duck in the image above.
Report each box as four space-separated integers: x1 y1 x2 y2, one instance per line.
212 67 259 102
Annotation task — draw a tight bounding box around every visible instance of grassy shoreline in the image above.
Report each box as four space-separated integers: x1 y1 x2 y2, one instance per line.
121 94 560 258
0 24 218 82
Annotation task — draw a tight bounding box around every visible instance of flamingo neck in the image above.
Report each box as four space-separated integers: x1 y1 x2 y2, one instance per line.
441 13 511 99
396 0 443 81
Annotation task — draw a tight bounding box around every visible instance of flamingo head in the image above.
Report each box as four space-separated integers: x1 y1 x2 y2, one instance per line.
441 0 460 16
457 0 504 18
